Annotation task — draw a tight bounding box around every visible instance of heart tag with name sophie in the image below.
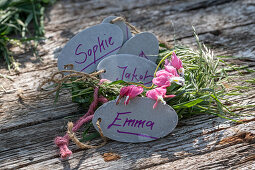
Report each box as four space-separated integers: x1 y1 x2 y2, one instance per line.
117 32 159 63
102 16 132 44
97 54 158 86
58 23 123 73
92 97 178 143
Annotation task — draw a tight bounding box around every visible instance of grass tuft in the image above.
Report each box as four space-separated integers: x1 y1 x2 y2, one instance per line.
0 0 55 70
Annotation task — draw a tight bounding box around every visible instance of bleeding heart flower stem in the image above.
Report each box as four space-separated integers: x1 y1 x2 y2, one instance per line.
116 85 143 105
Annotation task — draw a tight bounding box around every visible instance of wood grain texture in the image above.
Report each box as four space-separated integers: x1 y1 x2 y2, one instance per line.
0 0 255 169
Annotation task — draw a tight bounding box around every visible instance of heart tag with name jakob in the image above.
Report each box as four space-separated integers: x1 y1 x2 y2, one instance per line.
97 54 158 86
117 32 159 63
58 23 123 73
92 97 178 143
102 16 132 44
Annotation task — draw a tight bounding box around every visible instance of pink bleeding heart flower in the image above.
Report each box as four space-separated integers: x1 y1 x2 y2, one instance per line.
146 87 175 109
116 86 130 105
170 52 185 77
156 70 175 78
152 75 171 88
116 85 143 105
164 65 179 77
165 58 170 66
170 52 183 69
155 70 185 87
99 79 111 85
154 69 184 87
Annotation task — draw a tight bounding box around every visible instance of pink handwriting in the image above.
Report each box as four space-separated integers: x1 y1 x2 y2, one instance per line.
139 51 148 59
117 130 159 139
74 35 120 71
107 112 157 140
107 112 155 130
116 65 154 85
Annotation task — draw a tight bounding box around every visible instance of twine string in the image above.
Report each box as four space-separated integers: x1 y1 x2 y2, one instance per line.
38 69 104 97
111 17 140 34
110 16 172 49
54 87 108 159
67 118 107 149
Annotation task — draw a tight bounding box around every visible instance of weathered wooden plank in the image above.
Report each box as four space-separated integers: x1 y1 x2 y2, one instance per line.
47 0 235 24
147 144 255 169
43 0 254 49
0 67 81 133
179 23 255 60
1 116 253 169
0 0 255 169
46 0 254 41
1 103 254 169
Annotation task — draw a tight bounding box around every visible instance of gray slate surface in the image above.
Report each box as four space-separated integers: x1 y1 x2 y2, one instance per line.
92 97 178 143
97 54 158 86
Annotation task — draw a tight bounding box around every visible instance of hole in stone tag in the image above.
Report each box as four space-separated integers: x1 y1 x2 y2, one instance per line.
64 64 73 70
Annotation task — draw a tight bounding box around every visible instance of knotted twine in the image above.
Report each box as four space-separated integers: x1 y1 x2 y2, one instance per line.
37 68 109 159
55 86 108 159
38 69 105 97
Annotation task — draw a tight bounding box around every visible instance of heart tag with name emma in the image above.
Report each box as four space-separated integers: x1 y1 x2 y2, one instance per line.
117 32 159 63
58 23 123 73
102 16 132 44
92 97 178 143
97 54 158 86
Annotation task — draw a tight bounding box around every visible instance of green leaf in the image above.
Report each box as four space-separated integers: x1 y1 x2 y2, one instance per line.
16 18 25 27
194 105 239 122
245 78 255 84
82 122 93 138
210 94 237 116
54 88 60 104
108 80 128 86
225 92 243 96
81 122 100 142
42 0 50 3
22 12 33 37
0 0 9 9
81 132 100 142
72 87 93 98
173 98 204 109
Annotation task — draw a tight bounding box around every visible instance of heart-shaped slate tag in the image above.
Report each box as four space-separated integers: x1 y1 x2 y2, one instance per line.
117 32 159 63
97 54 158 86
102 16 132 44
92 97 178 143
58 23 123 73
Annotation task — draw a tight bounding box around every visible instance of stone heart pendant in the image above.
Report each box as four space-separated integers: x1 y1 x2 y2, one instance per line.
97 54 158 86
92 97 178 143
58 23 123 73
